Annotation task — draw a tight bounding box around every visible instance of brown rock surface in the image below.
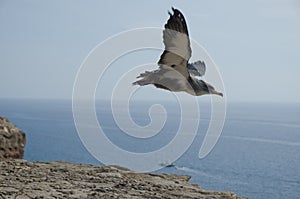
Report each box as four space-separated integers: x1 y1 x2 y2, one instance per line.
0 116 26 159
0 159 247 199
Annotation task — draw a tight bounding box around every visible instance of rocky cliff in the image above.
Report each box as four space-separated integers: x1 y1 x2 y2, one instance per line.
0 116 26 159
0 159 246 199
0 116 247 199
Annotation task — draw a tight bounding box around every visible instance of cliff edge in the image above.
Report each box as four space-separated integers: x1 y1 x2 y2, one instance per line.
0 159 246 199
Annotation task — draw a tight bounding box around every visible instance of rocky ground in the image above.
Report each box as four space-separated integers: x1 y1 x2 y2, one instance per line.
0 159 247 199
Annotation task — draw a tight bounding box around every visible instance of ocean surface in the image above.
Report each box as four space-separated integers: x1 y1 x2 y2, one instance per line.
0 99 299 199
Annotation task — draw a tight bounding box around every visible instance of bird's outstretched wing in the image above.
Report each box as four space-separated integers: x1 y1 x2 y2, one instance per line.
188 60 206 77
158 7 191 79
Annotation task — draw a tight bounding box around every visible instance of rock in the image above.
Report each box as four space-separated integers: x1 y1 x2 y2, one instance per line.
0 116 26 159
0 159 247 199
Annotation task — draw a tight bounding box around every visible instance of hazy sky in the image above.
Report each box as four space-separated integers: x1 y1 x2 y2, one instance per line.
1 0 299 102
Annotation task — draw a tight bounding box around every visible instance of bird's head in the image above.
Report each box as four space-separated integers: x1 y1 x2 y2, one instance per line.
210 90 223 97
206 83 223 97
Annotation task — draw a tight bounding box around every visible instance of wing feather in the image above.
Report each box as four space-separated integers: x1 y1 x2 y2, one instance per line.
158 8 191 79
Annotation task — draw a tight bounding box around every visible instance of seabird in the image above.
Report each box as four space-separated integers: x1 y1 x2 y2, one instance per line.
133 8 223 97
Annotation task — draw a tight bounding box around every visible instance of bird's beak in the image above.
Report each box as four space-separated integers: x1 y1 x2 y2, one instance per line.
211 90 223 97
218 92 223 97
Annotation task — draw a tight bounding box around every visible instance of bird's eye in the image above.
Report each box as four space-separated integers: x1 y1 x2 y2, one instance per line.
171 64 176 68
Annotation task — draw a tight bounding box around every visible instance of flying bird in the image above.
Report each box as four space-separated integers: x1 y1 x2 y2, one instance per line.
133 8 223 97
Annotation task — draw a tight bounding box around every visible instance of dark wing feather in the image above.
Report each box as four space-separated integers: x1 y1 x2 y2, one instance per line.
187 60 206 77
158 8 191 79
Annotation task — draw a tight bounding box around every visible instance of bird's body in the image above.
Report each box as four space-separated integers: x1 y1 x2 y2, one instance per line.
133 8 223 97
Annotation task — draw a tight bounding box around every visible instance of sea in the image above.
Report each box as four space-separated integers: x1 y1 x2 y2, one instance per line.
0 99 299 199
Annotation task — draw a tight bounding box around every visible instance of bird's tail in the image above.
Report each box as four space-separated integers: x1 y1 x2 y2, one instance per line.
132 71 153 86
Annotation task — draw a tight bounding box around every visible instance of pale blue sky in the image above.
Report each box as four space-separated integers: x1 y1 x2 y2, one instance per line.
0 0 299 102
